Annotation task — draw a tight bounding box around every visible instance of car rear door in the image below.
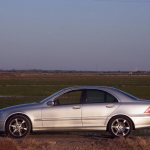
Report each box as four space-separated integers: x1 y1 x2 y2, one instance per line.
82 90 120 127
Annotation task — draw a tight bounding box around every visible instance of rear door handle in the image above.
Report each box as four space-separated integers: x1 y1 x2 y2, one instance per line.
106 104 114 108
73 106 81 109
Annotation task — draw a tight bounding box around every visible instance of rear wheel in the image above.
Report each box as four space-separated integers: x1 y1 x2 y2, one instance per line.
6 115 31 138
108 116 132 137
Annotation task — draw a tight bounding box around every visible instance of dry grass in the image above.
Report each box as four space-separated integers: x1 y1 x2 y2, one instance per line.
16 139 51 150
1 136 150 150
100 136 150 150
0 138 17 150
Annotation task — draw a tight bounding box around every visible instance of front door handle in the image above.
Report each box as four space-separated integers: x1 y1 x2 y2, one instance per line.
106 104 114 108
73 106 81 109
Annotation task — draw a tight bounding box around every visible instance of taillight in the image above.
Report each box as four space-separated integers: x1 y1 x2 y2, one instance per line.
144 106 150 113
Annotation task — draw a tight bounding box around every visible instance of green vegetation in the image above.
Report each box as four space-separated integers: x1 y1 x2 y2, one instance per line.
0 72 150 109
0 97 45 109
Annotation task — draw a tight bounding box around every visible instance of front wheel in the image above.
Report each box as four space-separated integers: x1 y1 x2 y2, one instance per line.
108 116 132 137
6 115 31 138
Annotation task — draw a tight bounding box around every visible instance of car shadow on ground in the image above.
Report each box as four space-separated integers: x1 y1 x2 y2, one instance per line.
0 132 115 140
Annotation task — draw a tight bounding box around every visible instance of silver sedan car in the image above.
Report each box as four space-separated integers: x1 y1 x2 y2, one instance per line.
0 86 150 138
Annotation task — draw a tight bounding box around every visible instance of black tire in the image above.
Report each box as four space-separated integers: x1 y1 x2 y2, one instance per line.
6 115 31 138
108 116 132 138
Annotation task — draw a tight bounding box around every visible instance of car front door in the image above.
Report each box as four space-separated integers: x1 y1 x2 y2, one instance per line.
82 90 120 127
42 90 83 128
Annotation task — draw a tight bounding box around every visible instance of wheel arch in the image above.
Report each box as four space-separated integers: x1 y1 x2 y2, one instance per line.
5 113 33 133
106 114 135 131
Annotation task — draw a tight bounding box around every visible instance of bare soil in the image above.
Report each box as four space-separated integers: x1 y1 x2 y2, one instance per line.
0 133 150 150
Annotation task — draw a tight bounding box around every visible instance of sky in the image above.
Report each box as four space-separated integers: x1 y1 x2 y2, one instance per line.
0 0 150 71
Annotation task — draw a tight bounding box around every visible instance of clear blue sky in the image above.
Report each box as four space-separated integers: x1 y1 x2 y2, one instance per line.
0 0 150 71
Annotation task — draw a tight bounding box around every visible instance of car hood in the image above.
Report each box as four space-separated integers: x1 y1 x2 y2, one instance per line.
0 102 41 112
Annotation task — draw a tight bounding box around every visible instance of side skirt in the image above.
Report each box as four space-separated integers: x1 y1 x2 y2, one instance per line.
32 126 106 132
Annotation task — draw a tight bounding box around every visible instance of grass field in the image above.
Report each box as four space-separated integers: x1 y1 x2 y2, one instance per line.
0 71 150 109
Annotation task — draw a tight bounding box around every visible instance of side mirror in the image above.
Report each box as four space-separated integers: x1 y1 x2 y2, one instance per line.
47 101 54 107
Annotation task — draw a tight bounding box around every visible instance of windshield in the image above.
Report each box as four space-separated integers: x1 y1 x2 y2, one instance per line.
40 89 65 103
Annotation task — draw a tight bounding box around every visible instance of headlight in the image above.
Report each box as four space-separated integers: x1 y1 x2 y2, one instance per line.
0 111 3 116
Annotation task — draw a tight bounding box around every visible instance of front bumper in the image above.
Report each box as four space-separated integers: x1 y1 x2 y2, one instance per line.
0 121 5 132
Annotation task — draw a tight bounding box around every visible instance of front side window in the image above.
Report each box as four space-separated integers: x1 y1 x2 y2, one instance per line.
54 90 82 105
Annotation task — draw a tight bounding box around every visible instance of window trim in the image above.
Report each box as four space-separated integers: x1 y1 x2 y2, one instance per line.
53 89 118 106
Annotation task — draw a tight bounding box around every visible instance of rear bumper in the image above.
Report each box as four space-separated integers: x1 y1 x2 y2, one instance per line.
131 116 150 129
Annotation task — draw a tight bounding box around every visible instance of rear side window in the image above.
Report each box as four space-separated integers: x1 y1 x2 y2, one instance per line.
106 93 118 103
86 90 118 103
86 90 105 103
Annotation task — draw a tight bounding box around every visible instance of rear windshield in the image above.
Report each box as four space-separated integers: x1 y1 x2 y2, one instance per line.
115 89 138 100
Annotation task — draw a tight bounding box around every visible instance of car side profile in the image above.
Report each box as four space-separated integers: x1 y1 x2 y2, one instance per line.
0 86 150 138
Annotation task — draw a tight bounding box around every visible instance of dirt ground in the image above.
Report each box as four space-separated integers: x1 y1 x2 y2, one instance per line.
0 133 149 150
